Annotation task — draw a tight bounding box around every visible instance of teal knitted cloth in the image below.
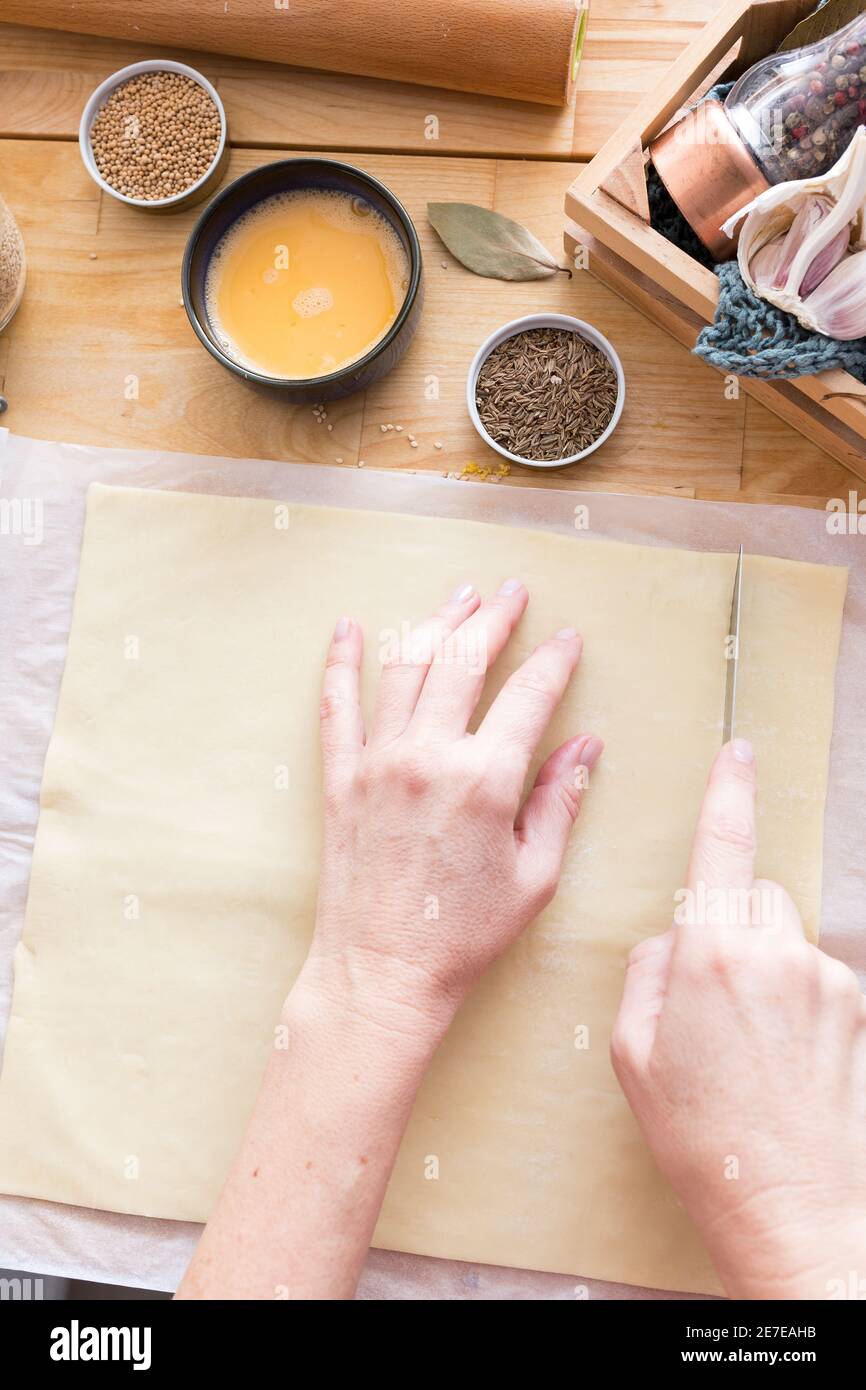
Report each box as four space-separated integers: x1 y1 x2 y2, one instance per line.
698 263 866 381
646 77 866 384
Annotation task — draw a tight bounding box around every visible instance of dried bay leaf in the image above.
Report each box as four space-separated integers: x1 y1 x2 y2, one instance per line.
427 202 571 281
778 0 866 52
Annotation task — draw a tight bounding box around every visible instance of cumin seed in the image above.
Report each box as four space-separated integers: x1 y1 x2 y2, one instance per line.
475 327 618 462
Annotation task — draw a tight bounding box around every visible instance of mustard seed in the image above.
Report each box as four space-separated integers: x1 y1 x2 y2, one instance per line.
89 71 221 203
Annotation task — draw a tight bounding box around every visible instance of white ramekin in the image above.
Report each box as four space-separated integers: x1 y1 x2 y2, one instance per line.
467 312 626 469
79 60 228 211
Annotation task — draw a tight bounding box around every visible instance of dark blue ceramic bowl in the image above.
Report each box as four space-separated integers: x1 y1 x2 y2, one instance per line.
182 158 424 403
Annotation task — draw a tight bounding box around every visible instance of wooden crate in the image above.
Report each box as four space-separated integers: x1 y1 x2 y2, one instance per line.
564 0 866 482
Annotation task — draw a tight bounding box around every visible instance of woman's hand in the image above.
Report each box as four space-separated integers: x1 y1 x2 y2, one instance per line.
180 581 599 1299
299 578 603 1042
612 740 866 1300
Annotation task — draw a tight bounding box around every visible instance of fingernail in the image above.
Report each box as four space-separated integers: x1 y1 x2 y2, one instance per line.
732 738 754 764
499 578 523 596
449 583 475 604
556 627 579 640
578 736 604 771
333 616 351 640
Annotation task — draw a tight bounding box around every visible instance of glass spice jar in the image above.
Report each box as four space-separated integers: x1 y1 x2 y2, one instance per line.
726 13 866 183
0 193 26 334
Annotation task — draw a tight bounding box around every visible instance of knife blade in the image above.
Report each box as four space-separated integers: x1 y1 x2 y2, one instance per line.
723 544 744 745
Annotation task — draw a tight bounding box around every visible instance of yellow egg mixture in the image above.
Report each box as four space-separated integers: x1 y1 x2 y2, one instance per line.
205 189 410 380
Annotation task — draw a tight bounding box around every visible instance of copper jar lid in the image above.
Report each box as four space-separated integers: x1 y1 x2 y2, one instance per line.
650 101 770 262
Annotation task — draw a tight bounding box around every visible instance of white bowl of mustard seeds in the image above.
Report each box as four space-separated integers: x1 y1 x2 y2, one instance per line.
79 60 228 211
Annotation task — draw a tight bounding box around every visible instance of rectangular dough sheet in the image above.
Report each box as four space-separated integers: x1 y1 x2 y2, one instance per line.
0 485 848 1295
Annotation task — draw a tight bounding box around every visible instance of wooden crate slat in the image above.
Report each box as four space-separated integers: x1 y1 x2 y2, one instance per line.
565 0 866 476
565 224 866 485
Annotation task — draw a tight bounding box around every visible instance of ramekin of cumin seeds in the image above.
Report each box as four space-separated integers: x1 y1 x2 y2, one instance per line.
467 314 625 469
79 61 228 211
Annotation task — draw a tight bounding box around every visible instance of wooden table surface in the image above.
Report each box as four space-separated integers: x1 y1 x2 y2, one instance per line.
0 11 861 508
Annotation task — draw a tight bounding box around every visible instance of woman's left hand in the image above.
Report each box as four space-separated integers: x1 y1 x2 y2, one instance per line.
179 579 600 1300
301 578 603 1041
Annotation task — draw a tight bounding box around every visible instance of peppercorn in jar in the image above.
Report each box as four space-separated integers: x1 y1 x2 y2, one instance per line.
726 13 866 183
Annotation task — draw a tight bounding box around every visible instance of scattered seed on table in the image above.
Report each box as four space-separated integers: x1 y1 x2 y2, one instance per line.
434 441 443 450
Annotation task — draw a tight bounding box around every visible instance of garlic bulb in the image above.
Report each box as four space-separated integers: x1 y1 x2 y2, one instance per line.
722 127 866 341
801 254 866 339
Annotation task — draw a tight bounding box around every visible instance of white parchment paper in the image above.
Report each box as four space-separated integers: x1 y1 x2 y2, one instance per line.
0 428 863 1298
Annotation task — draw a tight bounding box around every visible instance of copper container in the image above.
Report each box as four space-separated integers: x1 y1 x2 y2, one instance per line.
650 100 770 262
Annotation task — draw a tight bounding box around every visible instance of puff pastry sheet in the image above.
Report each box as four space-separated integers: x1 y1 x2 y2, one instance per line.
0 486 847 1294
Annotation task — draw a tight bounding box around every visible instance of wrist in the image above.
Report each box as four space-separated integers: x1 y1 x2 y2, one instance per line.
702 1205 866 1301
285 947 455 1080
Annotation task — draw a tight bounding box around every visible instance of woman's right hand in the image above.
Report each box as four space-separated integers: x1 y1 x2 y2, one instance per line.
611 740 866 1300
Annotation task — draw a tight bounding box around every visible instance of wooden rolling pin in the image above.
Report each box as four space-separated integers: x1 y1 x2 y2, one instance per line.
2 0 587 106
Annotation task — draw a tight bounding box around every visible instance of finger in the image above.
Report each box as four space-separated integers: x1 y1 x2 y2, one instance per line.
611 930 675 1080
409 579 528 740
685 740 757 917
370 583 480 746
750 878 805 939
319 616 364 786
515 734 603 853
479 629 583 775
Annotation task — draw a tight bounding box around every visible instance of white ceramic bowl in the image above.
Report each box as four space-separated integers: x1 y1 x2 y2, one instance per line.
79 60 228 210
467 312 626 469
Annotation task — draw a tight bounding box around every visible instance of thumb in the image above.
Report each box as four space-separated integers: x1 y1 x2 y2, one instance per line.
515 733 603 876
611 930 674 1081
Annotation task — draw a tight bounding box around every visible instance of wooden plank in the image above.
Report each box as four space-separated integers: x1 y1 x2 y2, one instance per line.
736 0 818 70
1 123 853 502
363 160 745 491
572 3 727 157
743 377 866 480
565 222 707 347
0 137 752 494
0 23 575 158
740 397 866 500
0 7 731 160
570 0 755 193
